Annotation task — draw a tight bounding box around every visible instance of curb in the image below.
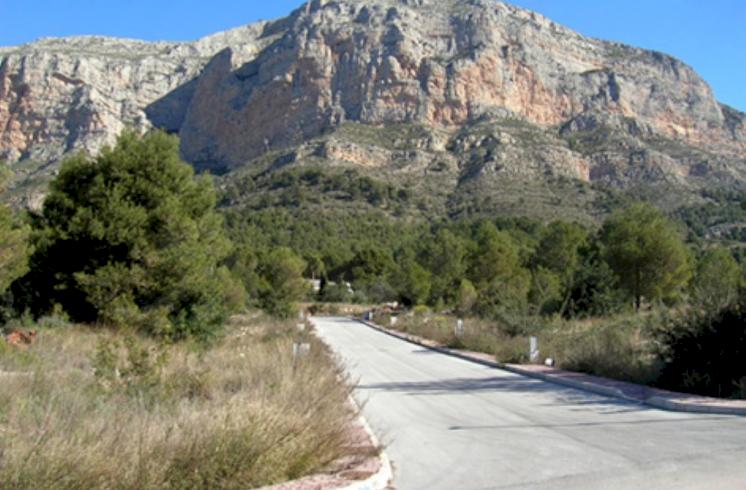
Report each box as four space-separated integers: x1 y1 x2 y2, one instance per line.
496 364 639 403
356 318 746 417
339 404 393 490
309 318 393 490
644 396 746 416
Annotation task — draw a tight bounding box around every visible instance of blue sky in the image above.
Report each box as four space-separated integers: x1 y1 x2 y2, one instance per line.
2 0 744 111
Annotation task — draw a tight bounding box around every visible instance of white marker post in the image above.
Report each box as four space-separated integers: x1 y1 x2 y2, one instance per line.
529 336 540 363
455 319 465 337
390 316 398 327
293 342 311 358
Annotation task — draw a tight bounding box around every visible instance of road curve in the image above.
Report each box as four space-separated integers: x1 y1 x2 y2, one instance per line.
312 317 746 490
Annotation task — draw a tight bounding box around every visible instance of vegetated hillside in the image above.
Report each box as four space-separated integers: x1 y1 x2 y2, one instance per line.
1 0 745 228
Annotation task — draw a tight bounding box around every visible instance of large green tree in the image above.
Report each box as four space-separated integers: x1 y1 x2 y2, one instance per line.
691 247 741 310
469 223 530 316
600 203 692 310
532 221 588 315
422 228 468 306
16 131 237 339
394 258 432 306
257 247 307 317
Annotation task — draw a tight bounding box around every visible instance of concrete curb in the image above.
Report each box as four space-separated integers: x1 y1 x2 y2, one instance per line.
309 318 394 490
644 396 746 416
496 364 639 403
257 321 393 490
356 318 746 417
339 406 393 490
357 319 630 400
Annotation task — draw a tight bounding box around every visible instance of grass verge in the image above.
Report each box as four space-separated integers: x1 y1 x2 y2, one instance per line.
374 310 662 386
0 313 368 489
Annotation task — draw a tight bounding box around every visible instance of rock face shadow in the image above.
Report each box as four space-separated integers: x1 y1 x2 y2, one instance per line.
145 78 199 135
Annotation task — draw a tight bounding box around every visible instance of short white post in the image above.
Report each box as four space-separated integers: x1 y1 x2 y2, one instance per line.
455 319 465 337
390 316 398 327
529 336 540 363
293 342 311 358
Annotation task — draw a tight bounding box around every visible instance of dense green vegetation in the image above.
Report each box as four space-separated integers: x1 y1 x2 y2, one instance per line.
221 168 746 399
0 165 30 322
227 204 700 319
10 132 243 340
657 304 746 399
1 130 745 399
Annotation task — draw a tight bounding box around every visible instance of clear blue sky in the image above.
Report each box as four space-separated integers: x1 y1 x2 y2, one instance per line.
2 0 744 111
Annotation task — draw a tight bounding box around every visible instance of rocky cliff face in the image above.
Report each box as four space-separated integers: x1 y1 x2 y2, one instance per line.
0 23 272 164
1 0 745 208
178 0 746 169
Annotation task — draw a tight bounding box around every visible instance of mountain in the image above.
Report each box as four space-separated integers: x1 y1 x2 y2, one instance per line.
2 0 745 220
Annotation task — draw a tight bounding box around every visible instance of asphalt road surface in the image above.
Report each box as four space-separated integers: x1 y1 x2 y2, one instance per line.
312 317 746 490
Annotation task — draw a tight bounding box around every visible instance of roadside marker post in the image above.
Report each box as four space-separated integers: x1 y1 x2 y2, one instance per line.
293 342 311 358
390 316 398 327
529 336 540 363
455 319 465 337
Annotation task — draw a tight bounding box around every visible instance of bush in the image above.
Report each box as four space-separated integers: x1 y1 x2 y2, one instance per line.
13 131 237 340
320 282 354 303
691 247 741 311
656 304 746 399
545 319 660 384
257 248 307 318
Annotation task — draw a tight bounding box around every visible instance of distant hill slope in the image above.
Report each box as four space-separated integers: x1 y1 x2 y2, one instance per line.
1 0 745 221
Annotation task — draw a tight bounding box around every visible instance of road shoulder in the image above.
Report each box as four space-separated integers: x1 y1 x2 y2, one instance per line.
357 317 746 417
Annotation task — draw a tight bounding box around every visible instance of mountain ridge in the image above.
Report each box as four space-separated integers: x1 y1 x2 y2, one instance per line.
1 0 745 216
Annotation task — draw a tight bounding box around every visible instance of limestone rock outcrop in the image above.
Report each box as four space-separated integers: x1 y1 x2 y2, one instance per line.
1 0 744 202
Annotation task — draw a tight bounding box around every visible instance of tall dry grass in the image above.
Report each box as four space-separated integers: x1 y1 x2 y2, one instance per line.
0 314 365 489
379 311 534 363
378 310 661 385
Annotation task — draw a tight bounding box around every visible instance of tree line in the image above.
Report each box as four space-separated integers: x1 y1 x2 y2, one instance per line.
1 131 744 341
230 197 740 321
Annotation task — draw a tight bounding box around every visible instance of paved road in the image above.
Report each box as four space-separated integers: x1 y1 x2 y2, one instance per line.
312 317 746 490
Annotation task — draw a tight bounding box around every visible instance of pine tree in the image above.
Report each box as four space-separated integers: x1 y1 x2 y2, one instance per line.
15 131 239 339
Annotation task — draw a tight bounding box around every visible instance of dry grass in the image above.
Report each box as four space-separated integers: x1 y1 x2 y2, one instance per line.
379 312 534 364
537 313 662 385
378 310 661 385
0 313 364 489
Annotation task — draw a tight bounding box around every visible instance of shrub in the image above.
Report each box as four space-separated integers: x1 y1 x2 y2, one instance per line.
691 247 741 311
257 248 307 318
13 131 237 340
545 319 660 384
320 282 354 303
656 304 746 399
